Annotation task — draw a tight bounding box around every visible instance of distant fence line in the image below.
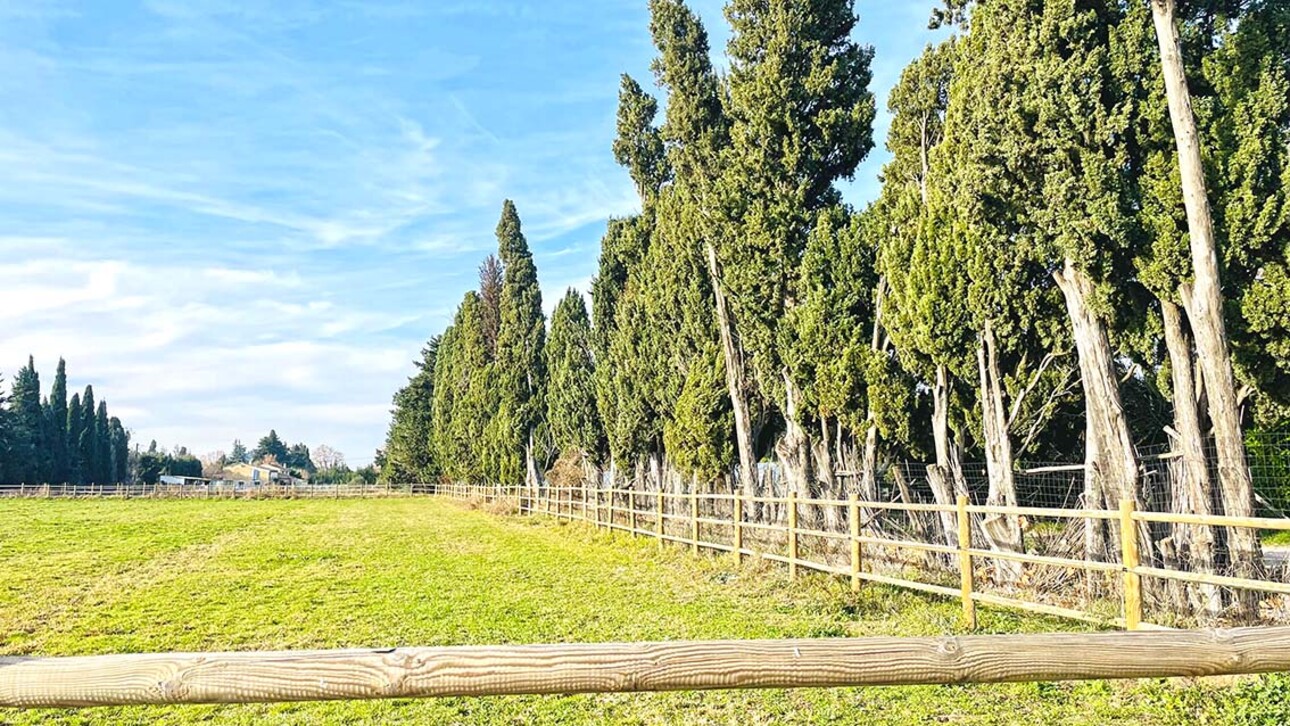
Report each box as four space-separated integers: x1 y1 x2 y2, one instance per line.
0 481 427 500
440 482 1290 631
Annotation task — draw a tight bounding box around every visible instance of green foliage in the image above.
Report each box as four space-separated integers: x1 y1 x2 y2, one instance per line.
612 75 669 200
720 0 876 405
8 358 49 483
786 206 878 434
545 291 604 462
252 429 289 464
285 443 315 475
487 201 547 484
0 357 128 484
381 338 440 483
44 359 69 484
663 343 734 481
432 293 493 484
228 439 249 465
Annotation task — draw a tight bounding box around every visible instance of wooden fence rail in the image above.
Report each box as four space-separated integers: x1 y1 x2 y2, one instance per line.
445 483 1290 631
0 482 414 499
5 627 1290 709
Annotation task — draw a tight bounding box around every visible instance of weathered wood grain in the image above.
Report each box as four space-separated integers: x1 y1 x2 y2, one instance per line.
6 628 1290 709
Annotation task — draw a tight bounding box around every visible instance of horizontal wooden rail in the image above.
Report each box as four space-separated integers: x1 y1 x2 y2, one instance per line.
8 629 1288 709
967 504 1121 521
1133 510 1290 531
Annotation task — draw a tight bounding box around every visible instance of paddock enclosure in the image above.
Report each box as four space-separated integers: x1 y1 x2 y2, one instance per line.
3 496 1290 724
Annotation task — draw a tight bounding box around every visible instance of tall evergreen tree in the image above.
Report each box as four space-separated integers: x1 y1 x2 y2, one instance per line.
433 293 493 483
487 201 547 489
10 357 50 483
593 72 671 485
79 386 99 482
95 401 111 484
109 417 129 484
545 290 604 463
382 337 441 483
648 0 755 496
877 39 976 530
228 439 249 464
1148 0 1259 578
45 358 69 484
67 392 84 484
253 429 289 463
720 0 876 497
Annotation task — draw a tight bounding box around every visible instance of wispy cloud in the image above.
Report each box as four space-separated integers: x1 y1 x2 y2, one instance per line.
2 0 947 461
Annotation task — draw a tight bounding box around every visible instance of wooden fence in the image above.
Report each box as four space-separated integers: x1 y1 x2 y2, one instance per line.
442 482 1290 631
0 482 419 500
5 627 1290 709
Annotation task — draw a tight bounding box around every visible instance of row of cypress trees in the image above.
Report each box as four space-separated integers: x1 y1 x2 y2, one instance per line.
0 357 130 485
383 0 1289 588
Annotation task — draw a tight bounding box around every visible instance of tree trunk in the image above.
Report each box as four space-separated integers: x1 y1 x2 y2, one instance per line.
525 433 540 495
1150 0 1260 581
776 371 815 526
1161 299 1221 616
929 363 963 547
1054 259 1139 507
977 322 1024 579
704 242 760 516
858 277 889 516
817 416 843 532
1083 417 1110 564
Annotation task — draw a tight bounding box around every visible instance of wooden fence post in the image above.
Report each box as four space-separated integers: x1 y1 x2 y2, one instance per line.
957 495 977 630
691 491 699 555
734 493 744 561
608 489 615 532
657 490 665 550
788 491 798 580
1121 498 1142 631
629 491 637 535
850 492 862 592
582 481 589 523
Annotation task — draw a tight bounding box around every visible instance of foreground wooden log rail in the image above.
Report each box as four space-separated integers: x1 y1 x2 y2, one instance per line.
4 627 1290 709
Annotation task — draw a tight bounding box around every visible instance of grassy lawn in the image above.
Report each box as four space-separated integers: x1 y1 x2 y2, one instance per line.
1 497 1287 725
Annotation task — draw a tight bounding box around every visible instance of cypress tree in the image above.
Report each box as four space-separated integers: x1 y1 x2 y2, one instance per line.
487 201 546 488
67 392 83 484
10 357 50 483
876 39 976 520
545 290 603 462
720 0 876 497
109 417 129 484
45 358 69 484
382 337 440 483
434 293 492 483
95 401 111 484
593 73 670 483
80 386 99 483
647 0 754 495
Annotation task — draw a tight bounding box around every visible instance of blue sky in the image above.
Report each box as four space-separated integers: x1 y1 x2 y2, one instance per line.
0 1 948 466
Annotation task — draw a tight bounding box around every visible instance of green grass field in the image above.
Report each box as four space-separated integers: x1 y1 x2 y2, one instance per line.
2 497 1288 725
